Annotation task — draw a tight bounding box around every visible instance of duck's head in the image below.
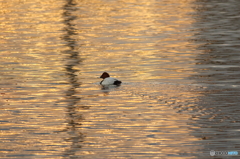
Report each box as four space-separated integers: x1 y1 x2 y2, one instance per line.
100 72 110 79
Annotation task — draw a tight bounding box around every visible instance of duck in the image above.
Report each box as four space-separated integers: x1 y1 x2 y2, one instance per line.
100 72 122 86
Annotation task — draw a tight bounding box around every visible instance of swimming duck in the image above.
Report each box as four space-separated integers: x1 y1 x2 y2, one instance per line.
100 72 122 86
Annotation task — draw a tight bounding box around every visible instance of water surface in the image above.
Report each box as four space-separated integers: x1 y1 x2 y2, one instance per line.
1 0 240 158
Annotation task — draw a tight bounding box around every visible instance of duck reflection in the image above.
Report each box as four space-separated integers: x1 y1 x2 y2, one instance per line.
100 85 121 95
61 0 86 157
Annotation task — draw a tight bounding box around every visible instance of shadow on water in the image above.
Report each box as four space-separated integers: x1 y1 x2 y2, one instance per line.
188 0 240 156
61 0 87 157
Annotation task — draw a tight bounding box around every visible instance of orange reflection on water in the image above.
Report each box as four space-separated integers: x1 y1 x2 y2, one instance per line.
0 0 204 158
79 82 203 158
0 0 69 158
76 0 198 84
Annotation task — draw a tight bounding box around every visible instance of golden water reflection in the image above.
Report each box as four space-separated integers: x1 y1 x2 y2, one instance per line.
77 82 204 158
75 0 198 84
0 0 220 158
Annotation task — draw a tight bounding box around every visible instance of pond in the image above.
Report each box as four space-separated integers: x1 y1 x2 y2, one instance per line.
1 0 240 158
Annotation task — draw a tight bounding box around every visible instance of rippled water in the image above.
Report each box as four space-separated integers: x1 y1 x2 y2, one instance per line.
1 0 240 158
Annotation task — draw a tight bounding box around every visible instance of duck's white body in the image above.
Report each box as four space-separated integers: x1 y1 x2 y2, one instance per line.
100 77 120 85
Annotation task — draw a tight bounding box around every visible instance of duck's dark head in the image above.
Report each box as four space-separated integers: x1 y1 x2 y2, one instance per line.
100 72 110 79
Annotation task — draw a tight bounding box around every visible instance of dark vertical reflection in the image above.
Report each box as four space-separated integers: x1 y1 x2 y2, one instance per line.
188 0 240 156
61 0 85 157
